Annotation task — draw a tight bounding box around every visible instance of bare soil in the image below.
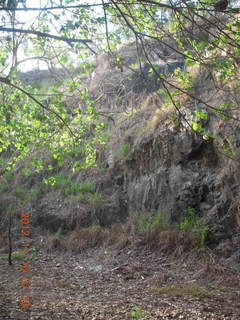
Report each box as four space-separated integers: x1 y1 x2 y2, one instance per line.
0 244 240 320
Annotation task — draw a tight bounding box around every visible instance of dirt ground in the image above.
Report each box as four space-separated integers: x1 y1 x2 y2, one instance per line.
1 243 240 320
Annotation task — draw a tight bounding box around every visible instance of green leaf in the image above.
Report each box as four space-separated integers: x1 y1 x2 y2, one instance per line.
194 111 208 120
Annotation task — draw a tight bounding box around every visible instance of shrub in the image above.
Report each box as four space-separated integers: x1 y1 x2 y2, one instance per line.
0 180 9 193
63 181 94 196
66 146 84 158
53 173 70 187
78 180 94 193
27 185 45 202
179 207 208 248
14 184 44 204
46 235 62 251
67 193 84 202
104 223 130 248
88 192 103 209
3 172 14 181
14 186 27 201
43 173 94 197
127 210 208 251
43 173 68 187
133 211 169 234
119 143 129 157
63 182 81 196
22 167 34 177
0 251 26 261
130 306 145 320
53 223 131 253
63 225 107 252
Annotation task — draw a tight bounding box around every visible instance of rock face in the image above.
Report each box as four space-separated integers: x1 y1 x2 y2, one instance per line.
106 123 240 268
87 40 240 261
86 39 240 266
120 130 239 238
29 41 240 268
1 40 240 269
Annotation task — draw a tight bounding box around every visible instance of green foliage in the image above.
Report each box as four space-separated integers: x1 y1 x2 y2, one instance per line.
12 184 43 203
222 141 235 158
67 193 84 203
134 211 169 234
130 306 145 320
0 74 104 175
30 245 39 260
14 186 27 201
191 110 212 139
0 156 8 168
55 226 64 237
63 182 83 196
0 0 238 181
0 251 26 261
3 172 14 181
22 167 33 177
0 180 9 192
101 129 113 143
174 68 193 90
88 192 103 209
78 180 94 193
119 143 129 157
44 173 70 189
191 121 207 136
194 110 208 121
64 180 94 196
43 173 94 198
28 185 45 202
0 245 39 260
179 207 208 247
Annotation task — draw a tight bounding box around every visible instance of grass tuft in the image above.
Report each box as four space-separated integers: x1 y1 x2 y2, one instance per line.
154 283 212 298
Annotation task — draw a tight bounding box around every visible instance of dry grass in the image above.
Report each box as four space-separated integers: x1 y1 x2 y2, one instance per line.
63 223 131 253
104 223 131 249
149 108 165 131
63 225 106 252
55 280 73 289
139 225 204 254
151 272 171 286
0 232 7 249
45 210 207 254
45 222 132 254
141 92 163 110
46 235 62 251
154 283 212 298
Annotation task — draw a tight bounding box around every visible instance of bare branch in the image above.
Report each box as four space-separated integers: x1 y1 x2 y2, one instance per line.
0 26 92 44
0 2 179 11
0 3 105 11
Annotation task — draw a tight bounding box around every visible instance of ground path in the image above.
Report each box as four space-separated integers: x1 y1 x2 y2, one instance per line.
0 245 240 319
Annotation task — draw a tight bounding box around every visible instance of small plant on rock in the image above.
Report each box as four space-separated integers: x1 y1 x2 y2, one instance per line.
119 143 129 157
130 306 145 320
88 192 103 209
134 211 168 234
179 207 208 248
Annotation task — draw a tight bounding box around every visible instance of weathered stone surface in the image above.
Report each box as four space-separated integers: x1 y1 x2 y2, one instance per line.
108 123 240 268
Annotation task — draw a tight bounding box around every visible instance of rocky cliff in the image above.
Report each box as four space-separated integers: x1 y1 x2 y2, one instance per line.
1 40 240 270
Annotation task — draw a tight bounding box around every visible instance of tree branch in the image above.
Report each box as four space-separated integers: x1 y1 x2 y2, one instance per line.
0 26 92 44
0 3 105 11
0 77 77 138
0 1 239 13
0 2 170 11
